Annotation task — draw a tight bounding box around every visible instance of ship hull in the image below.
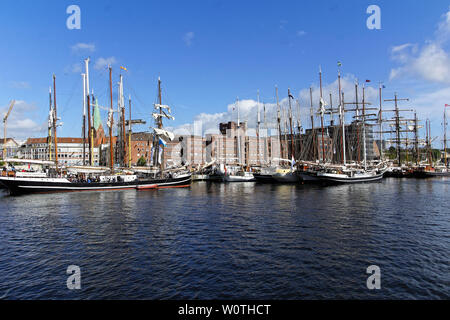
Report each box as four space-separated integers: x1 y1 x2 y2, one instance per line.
0 174 192 195
297 171 321 182
253 174 277 183
419 171 450 177
207 174 224 182
317 172 384 184
272 173 300 183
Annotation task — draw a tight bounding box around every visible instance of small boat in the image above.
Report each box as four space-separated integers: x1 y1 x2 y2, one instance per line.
384 166 413 178
415 166 450 177
136 184 157 190
223 171 255 182
271 168 299 183
423 170 450 177
317 169 384 184
192 174 208 181
253 167 277 183
297 165 321 182
253 173 276 183
297 170 320 182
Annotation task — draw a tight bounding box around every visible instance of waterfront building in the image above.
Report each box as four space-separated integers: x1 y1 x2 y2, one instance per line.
19 137 100 166
0 138 20 159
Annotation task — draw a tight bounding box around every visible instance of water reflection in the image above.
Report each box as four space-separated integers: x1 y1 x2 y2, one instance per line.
0 180 448 299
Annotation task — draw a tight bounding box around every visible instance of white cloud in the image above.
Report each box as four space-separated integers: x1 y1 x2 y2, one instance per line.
63 62 83 74
389 9 450 83
9 81 30 89
94 57 117 70
296 30 306 37
173 75 379 136
411 86 450 119
183 32 195 47
0 100 46 139
71 43 96 52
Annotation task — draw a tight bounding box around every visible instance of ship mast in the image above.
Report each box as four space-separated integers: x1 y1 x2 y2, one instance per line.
120 75 127 167
444 106 448 168
257 90 261 166
128 95 132 168
414 111 420 165
82 74 86 165
362 85 367 170
296 98 302 160
84 58 93 166
378 83 383 162
341 91 347 165
319 67 326 163
48 86 52 161
310 87 317 161
329 93 333 126
276 86 282 163
355 82 361 163
338 68 344 164
90 89 95 165
236 97 241 166
108 66 114 172
288 88 294 161
264 103 269 165
283 105 288 160
52 75 59 173
427 120 432 166
158 78 164 172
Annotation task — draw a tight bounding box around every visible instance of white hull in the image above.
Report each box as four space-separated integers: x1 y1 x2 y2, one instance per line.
223 174 255 182
317 171 384 183
192 174 209 181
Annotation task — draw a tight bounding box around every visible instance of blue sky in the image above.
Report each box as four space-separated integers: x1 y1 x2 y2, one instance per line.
1 0 450 146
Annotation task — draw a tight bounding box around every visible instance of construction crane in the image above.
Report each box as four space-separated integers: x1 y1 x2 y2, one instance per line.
3 100 16 160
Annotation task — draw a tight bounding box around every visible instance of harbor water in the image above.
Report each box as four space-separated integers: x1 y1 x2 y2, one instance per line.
0 178 449 299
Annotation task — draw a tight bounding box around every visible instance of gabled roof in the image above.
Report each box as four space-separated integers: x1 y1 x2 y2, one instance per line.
0 138 19 146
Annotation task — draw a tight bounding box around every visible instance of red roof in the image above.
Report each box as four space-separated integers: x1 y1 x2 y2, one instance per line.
26 137 86 144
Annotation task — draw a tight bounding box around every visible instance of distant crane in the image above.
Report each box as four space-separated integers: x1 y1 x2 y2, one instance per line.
3 100 16 160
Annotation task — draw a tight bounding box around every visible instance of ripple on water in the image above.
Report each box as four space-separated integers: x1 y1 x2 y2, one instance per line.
0 178 449 299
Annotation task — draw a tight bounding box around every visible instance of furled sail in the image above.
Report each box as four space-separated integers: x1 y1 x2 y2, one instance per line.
153 128 175 142
152 112 175 121
319 98 327 116
154 104 171 113
93 99 102 131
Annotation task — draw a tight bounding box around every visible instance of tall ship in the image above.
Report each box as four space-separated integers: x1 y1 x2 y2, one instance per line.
0 62 191 195
415 105 450 177
298 68 385 184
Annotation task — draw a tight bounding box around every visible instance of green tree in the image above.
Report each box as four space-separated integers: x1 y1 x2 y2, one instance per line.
432 149 441 161
137 156 147 167
387 146 396 160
